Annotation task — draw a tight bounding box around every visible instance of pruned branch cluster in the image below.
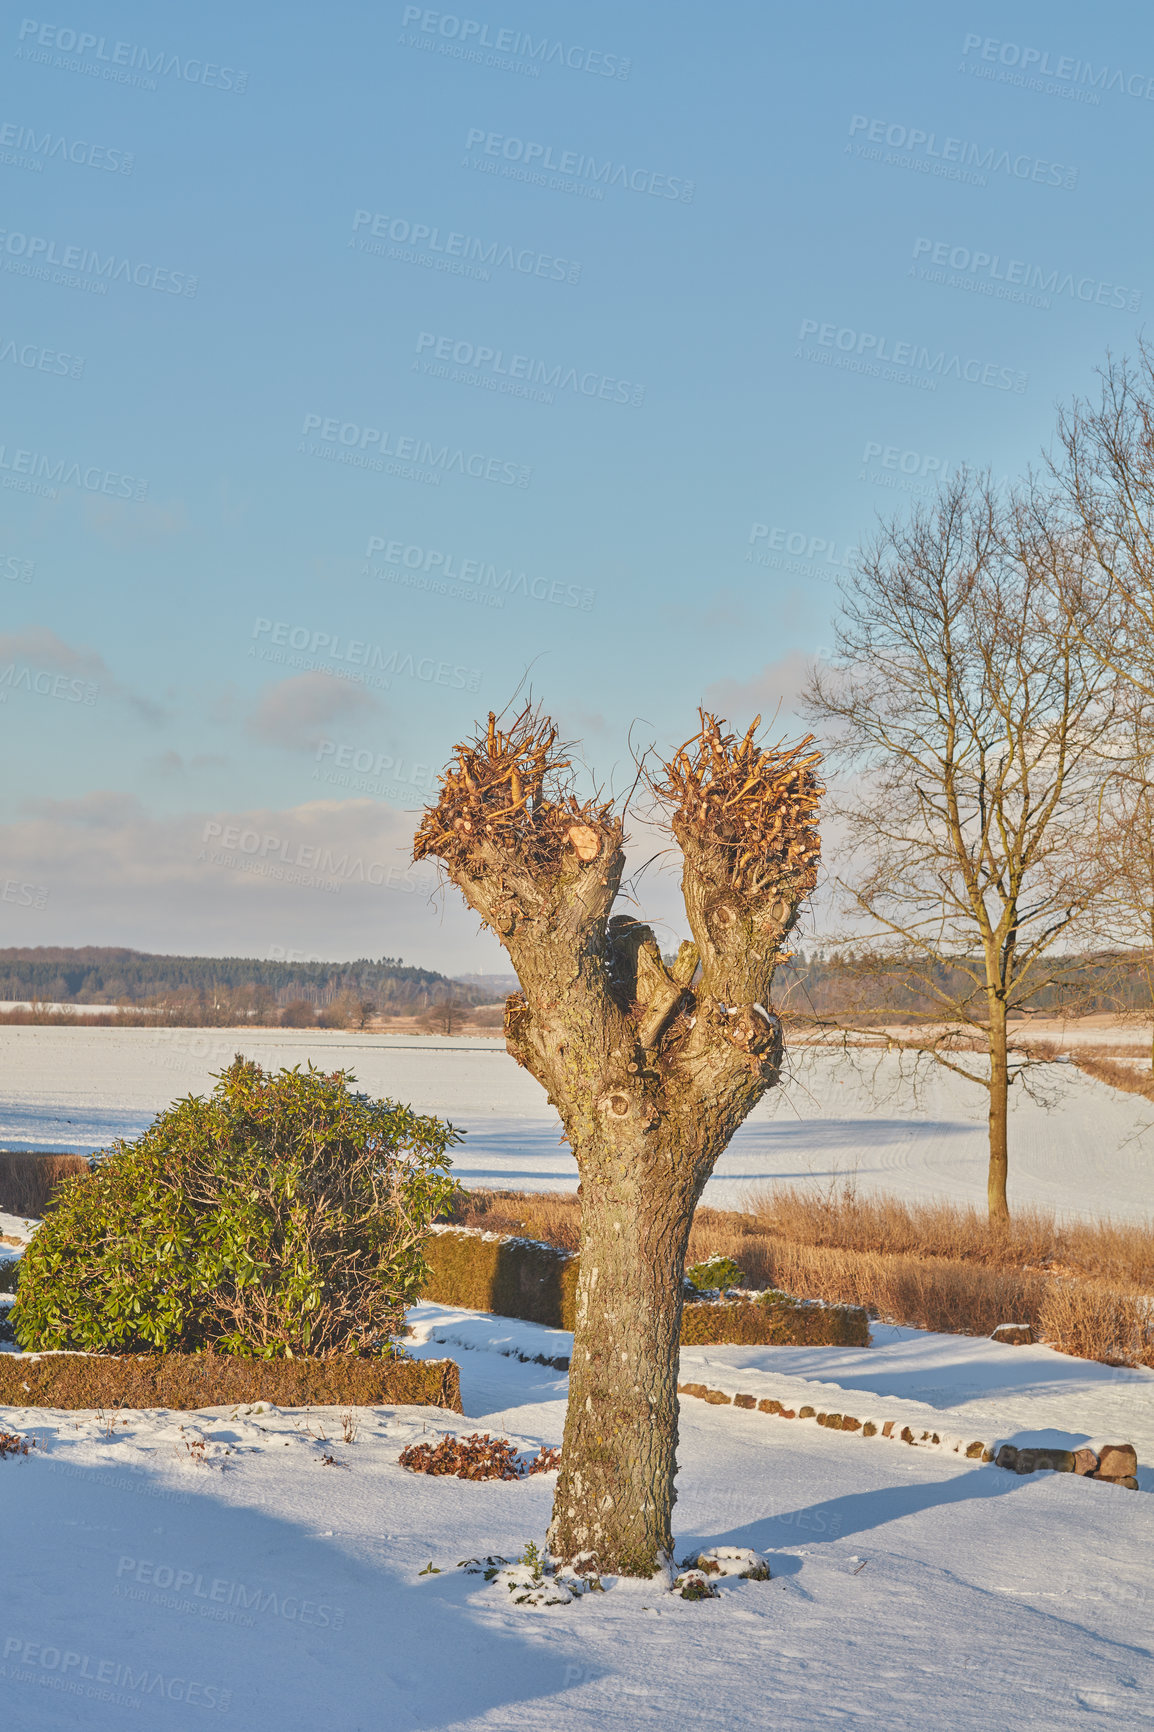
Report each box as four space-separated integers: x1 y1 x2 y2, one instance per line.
654 711 822 900
398 1432 560 1480
413 706 619 878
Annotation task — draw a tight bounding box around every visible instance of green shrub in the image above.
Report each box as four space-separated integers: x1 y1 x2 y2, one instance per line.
686 1255 745 1294
12 1056 461 1357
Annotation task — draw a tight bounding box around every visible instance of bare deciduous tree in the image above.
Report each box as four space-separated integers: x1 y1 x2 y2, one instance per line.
1088 695 1154 1071
414 706 820 1577
1047 346 1154 700
805 475 1115 1224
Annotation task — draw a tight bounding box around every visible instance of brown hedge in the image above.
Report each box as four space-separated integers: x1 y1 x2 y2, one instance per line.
0 1353 462 1412
423 1229 869 1346
680 1294 869 1347
423 1229 580 1328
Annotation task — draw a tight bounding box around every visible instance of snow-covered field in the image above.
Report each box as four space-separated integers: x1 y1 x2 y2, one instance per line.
4 1024 1153 1725
2 1026 1152 1221
3 1302 1152 1729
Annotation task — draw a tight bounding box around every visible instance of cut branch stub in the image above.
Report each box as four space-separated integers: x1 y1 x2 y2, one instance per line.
605 918 686 1050
566 824 602 862
669 942 700 986
721 1004 781 1061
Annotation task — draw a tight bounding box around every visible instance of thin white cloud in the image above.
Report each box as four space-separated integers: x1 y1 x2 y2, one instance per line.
0 795 499 970
0 629 166 725
81 494 189 548
246 671 383 752
703 651 818 735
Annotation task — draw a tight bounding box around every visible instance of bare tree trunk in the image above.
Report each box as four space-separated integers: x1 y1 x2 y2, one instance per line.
1148 914 1154 1076
414 709 818 1576
547 1143 695 1575
987 998 1010 1226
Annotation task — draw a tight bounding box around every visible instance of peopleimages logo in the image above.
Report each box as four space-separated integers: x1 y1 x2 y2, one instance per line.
250 617 482 694
15 20 247 92
365 535 595 611
464 128 694 201
846 114 1077 190
198 822 424 895
413 331 644 407
747 525 858 570
860 441 953 489
352 209 581 284
0 442 148 500
2 1633 230 1711
2 878 48 908
115 1555 345 1629
961 34 1154 102
0 118 133 172
796 319 1027 394
399 7 630 78
0 661 98 704
0 551 34 582
298 413 531 488
315 740 438 792
910 238 1141 313
0 227 197 295
0 335 85 377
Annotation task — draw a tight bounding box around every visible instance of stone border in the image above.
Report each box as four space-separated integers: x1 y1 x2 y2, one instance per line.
676 1380 1140 1490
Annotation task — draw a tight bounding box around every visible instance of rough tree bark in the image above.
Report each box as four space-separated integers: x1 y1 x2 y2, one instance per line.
414 708 820 1578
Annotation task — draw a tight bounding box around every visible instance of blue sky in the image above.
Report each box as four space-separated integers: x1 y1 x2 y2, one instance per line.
2 0 1152 970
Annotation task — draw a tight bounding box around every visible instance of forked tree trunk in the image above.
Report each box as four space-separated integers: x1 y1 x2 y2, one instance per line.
414 709 819 1577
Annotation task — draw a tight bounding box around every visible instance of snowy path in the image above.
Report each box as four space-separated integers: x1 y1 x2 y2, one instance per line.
2 1026 1153 1221
3 1305 1153 1729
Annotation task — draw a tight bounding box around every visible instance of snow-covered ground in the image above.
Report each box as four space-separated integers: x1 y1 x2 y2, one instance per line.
3 1302 1152 1729
2 1026 1152 1221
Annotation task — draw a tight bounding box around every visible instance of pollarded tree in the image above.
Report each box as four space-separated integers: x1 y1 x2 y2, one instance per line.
414 707 820 1578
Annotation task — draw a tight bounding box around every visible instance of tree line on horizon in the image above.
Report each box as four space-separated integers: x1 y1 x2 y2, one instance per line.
0 946 487 1015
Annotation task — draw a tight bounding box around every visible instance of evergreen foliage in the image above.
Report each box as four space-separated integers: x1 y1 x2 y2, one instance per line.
13 1056 461 1357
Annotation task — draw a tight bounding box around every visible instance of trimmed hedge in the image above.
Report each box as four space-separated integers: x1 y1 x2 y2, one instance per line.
0 1352 462 1412
423 1229 869 1346
681 1293 869 1347
424 1228 580 1328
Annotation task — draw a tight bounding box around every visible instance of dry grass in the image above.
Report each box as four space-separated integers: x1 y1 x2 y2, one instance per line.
0 1152 89 1218
447 1189 583 1251
1037 1278 1154 1367
445 1184 1154 1366
1068 1051 1154 1104
450 1182 1154 1289
746 1178 1154 1289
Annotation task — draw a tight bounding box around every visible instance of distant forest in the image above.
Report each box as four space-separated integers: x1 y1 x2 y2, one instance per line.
0 947 488 1013
2 945 1150 1029
774 952 1154 1022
